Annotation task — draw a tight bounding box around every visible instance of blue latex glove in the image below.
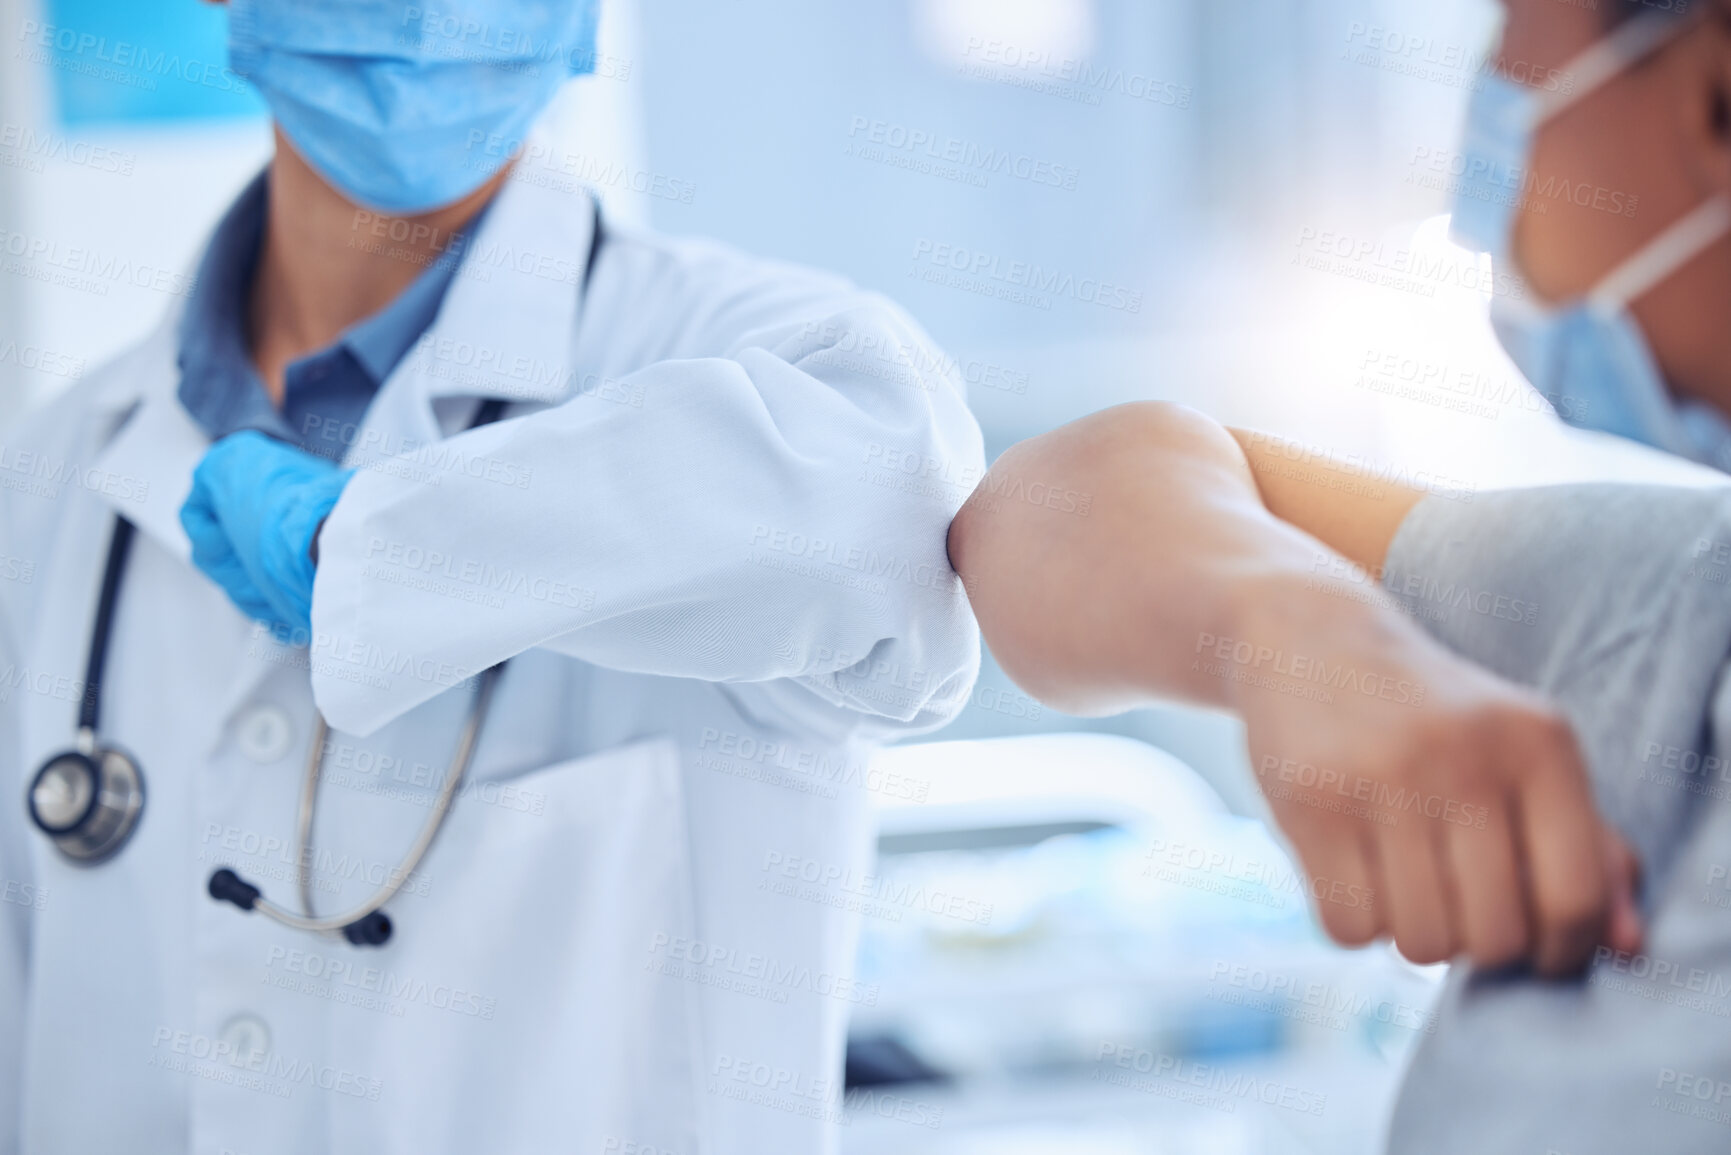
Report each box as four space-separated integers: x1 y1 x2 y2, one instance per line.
180 431 353 638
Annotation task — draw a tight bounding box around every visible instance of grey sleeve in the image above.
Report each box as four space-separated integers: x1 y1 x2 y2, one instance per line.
1380 484 1731 882
1382 483 1731 1155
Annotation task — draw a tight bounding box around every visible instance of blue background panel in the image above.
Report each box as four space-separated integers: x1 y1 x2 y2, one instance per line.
32 0 265 125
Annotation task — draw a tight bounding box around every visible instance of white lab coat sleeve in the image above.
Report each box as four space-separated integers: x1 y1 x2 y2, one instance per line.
310 296 985 739
0 590 29 1155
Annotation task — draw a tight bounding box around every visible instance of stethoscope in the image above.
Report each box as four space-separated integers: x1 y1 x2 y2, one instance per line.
26 517 147 866
205 665 502 947
27 398 512 948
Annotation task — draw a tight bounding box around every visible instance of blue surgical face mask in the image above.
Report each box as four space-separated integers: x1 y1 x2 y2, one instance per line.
1488 198 1731 470
1449 74 1538 270
228 0 602 215
1451 12 1731 469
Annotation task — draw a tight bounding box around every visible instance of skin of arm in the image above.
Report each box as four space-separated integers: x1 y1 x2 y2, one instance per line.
947 403 1379 715
1225 426 1421 576
948 401 1640 974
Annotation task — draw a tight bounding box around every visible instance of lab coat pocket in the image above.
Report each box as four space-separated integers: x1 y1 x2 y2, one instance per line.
329 736 708 1155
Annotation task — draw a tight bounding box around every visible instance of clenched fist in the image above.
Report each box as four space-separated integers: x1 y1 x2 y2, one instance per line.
1225 572 1642 975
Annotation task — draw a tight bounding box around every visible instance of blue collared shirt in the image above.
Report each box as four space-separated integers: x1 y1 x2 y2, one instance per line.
176 171 474 461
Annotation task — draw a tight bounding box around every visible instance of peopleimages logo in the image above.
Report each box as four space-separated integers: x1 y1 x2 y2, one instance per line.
847 115 1081 190
0 122 134 176
760 849 994 926
264 945 498 1020
645 932 879 1007
1257 755 1490 830
909 239 1144 314
0 226 198 299
0 444 148 503
1407 145 1639 222
15 19 251 96
749 525 956 592
1341 21 1573 95
148 1027 383 1101
956 39 1193 109
1094 1042 1328 1116
1206 959 1437 1035
1293 227 1524 303
1145 838 1376 913
1193 632 1426 708
398 6 631 77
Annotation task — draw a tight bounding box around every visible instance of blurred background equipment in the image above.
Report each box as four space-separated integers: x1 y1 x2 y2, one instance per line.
839 735 1443 1154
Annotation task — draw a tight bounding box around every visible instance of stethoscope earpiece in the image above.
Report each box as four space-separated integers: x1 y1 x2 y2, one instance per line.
342 911 393 946
198 663 498 950
206 867 396 947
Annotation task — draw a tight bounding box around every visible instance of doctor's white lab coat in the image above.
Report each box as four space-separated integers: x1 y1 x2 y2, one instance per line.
0 166 983 1155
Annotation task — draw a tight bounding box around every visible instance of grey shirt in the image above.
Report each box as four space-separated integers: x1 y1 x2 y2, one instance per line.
1378 484 1731 1154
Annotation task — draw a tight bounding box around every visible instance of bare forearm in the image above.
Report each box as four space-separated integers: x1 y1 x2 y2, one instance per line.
949 403 1640 972
1225 427 1423 575
947 402 1371 714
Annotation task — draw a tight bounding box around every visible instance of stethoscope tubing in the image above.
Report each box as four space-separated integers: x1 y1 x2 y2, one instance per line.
256 664 502 935
37 393 521 937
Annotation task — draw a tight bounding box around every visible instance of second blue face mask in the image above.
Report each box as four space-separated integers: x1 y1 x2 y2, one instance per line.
228 0 603 215
1447 12 1731 465
1447 74 1536 270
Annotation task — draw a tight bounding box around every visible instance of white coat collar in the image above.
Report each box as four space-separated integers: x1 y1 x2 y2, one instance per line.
85 306 202 565
87 154 599 563
407 171 597 408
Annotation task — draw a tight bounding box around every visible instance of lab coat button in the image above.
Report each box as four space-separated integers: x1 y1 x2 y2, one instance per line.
218 1014 271 1063
236 705 295 764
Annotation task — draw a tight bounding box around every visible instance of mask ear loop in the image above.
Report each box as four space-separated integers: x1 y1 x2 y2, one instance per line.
1534 10 1700 125
1500 10 1714 306
1587 196 1731 314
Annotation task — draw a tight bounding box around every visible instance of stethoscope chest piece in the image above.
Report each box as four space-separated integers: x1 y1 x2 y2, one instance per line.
27 516 145 864
29 736 146 864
